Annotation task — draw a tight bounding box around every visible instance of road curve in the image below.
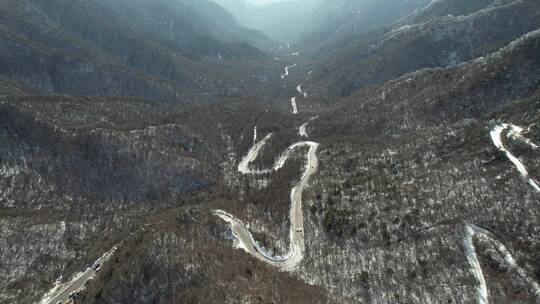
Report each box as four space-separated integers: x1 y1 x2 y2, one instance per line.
462 123 540 303
490 123 540 192
237 133 273 174
463 225 489 304
296 84 308 98
215 133 319 271
299 117 318 138
280 64 297 79
291 83 307 115
463 224 540 303
40 246 118 304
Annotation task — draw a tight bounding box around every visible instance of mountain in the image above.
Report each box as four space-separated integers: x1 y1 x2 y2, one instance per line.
397 0 513 25
307 0 540 96
315 29 540 137
296 0 432 56
99 0 272 54
0 0 272 102
0 87 331 304
300 28 540 303
2 0 540 303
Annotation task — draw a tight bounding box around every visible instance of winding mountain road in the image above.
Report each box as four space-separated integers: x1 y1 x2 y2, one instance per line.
463 224 540 303
290 83 308 114
490 123 540 192
215 63 319 270
299 117 317 138
297 84 308 98
237 132 274 174
280 63 297 79
462 123 540 303
463 225 491 304
215 136 318 270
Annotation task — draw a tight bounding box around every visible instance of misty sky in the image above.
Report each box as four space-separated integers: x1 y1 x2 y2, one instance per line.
246 0 291 5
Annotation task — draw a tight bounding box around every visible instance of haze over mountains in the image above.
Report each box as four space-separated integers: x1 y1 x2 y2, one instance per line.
1 0 540 304
212 0 320 42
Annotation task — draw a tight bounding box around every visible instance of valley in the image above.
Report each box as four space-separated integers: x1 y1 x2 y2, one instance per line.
1 0 540 303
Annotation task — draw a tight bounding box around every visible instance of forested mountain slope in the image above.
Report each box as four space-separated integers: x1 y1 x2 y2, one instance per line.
296 0 432 56
0 0 272 101
1 0 539 303
307 0 540 97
